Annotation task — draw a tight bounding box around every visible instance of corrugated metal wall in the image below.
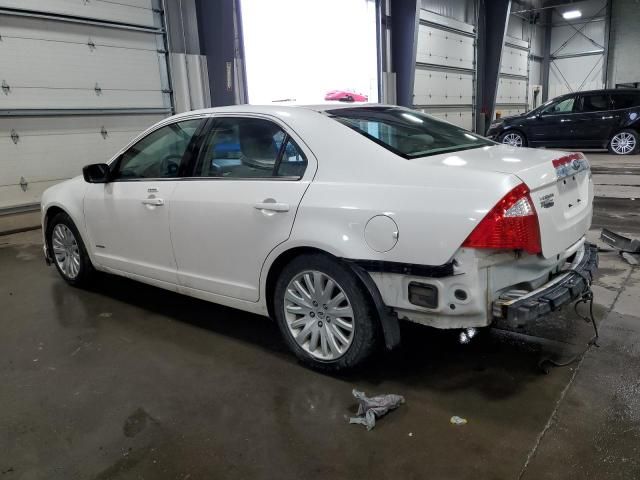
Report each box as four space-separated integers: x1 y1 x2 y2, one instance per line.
607 0 640 86
548 0 606 98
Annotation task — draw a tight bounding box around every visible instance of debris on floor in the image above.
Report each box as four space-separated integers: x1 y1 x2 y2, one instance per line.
348 389 405 430
621 252 640 266
450 416 468 426
600 229 640 265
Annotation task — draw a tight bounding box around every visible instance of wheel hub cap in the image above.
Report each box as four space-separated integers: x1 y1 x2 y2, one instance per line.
612 133 636 154
283 270 355 361
51 224 81 279
502 133 523 147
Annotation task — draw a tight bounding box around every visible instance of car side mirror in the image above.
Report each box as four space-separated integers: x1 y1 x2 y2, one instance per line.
83 163 110 183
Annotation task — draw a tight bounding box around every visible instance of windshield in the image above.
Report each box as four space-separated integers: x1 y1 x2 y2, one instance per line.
328 106 493 159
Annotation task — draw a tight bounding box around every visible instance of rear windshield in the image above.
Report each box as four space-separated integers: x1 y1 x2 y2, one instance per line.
328 106 493 159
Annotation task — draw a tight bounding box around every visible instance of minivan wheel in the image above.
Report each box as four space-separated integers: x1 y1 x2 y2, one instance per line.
608 129 638 155
273 254 379 371
46 211 95 286
499 131 527 147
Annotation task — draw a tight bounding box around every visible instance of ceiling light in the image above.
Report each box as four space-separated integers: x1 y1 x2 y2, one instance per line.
562 10 582 19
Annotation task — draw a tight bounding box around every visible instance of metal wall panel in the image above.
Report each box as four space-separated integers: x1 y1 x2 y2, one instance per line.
418 108 473 130
549 55 604 97
416 24 475 69
0 0 155 27
0 3 172 211
413 69 474 105
496 32 529 119
607 0 640 86
0 114 163 209
413 9 476 131
420 0 475 25
500 45 528 76
496 77 528 104
550 21 605 56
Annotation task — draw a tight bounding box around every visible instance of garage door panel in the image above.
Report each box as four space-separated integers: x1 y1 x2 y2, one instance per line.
2 88 165 109
500 45 528 76
417 108 473 130
496 78 528 104
413 69 473 106
3 15 159 52
4 37 162 91
0 114 165 185
0 0 155 27
416 24 474 70
0 180 62 209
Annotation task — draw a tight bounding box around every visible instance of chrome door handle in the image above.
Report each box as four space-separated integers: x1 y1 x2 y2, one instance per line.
142 198 164 206
253 201 290 212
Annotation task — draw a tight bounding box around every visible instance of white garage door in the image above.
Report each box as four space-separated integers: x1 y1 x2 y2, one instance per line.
413 10 476 130
0 1 172 211
495 37 530 120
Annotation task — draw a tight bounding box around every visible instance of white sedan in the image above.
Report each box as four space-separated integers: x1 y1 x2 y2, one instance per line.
41 104 598 371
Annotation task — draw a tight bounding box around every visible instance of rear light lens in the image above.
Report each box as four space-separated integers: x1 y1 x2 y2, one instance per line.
462 183 542 254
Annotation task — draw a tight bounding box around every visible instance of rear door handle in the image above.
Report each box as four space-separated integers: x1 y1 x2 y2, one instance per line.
142 198 164 206
253 201 290 212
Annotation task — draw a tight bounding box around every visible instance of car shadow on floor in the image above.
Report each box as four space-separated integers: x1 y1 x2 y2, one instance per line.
49 270 599 400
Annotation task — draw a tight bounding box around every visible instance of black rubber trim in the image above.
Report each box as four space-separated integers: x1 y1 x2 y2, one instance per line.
346 259 455 278
344 261 401 351
499 243 599 325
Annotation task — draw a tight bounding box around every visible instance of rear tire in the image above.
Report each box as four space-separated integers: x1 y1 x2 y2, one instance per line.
608 129 638 155
499 130 527 147
273 253 379 372
46 211 95 287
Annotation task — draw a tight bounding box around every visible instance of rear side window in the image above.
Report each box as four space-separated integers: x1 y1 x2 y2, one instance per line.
328 106 492 159
194 117 307 179
611 93 640 109
579 94 611 112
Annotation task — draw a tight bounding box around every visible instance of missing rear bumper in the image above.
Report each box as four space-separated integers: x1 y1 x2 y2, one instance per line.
493 242 598 325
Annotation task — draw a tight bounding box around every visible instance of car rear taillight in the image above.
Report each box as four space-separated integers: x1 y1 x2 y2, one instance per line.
462 183 541 254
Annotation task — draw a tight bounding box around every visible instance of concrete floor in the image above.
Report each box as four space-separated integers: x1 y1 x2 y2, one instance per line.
1 152 640 480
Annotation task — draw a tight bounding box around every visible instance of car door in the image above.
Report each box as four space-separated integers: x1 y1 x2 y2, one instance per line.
84 118 205 284
170 115 315 302
527 95 577 147
571 93 618 146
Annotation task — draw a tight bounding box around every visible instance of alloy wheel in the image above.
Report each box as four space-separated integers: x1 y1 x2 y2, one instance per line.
283 270 355 361
502 133 523 147
611 132 636 155
51 224 81 279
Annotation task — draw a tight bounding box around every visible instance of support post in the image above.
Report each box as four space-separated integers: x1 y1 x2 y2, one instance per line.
541 8 552 102
475 0 511 134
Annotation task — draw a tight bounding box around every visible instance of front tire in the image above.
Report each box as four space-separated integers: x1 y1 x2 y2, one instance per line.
499 130 527 147
608 129 638 155
46 211 95 287
273 254 379 371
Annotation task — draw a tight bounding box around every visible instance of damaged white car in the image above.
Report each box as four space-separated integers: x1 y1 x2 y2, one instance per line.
41 105 598 371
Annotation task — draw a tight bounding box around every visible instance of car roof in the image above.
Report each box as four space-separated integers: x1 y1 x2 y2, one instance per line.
556 88 640 98
169 103 400 121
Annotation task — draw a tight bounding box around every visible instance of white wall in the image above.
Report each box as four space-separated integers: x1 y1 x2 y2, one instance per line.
607 0 640 86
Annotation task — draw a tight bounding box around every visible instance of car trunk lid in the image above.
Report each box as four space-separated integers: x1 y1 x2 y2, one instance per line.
412 145 593 258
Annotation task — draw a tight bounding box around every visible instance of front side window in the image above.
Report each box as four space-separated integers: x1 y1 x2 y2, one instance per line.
541 97 575 114
579 94 611 112
114 119 202 180
194 117 307 178
329 106 492 159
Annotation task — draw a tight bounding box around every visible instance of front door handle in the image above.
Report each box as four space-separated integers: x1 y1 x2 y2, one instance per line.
253 201 290 212
142 198 164 206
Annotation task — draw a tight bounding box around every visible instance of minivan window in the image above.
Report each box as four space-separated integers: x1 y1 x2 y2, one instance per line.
579 94 610 112
541 97 575 114
329 107 492 159
611 93 640 109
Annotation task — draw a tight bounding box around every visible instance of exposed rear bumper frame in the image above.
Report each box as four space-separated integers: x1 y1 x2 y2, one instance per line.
493 242 599 325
